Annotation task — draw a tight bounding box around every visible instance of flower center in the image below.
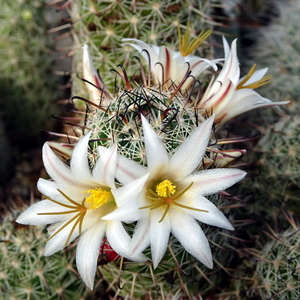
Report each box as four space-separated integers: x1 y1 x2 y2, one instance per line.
237 64 272 90
140 179 208 222
178 21 211 57
156 179 176 197
83 188 111 209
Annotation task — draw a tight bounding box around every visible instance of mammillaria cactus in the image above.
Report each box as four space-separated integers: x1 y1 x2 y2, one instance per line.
2 1 292 299
0 0 61 140
0 210 91 300
15 22 289 297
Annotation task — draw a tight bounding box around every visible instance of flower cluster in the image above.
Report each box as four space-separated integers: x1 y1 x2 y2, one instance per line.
17 28 288 290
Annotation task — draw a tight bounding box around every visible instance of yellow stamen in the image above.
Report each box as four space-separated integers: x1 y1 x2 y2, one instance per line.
156 179 176 197
38 189 87 246
83 188 111 209
178 21 211 57
140 182 209 223
237 64 272 90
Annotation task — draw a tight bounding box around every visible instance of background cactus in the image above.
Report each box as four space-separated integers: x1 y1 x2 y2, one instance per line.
0 209 92 300
0 0 63 145
255 226 300 300
245 1 300 111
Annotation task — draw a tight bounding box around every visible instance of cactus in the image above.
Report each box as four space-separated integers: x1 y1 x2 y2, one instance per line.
0 209 92 300
236 112 299 228
225 218 300 300
61 0 226 104
98 196 243 299
4 1 294 299
255 227 300 300
0 0 62 141
239 0 300 113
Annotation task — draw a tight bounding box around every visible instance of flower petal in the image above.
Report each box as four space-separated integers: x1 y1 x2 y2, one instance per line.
107 221 147 262
112 173 149 207
150 210 171 269
170 209 213 268
82 44 103 105
113 151 147 184
180 195 234 230
37 178 86 203
16 200 74 225
43 143 79 186
102 193 146 223
43 220 81 256
93 144 117 188
130 219 151 257
217 37 240 85
184 168 246 196
122 38 159 73
239 67 268 86
168 115 214 179
70 132 95 184
76 220 106 289
141 115 169 176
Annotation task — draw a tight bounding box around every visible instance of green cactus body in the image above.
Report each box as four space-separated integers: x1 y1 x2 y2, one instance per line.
251 113 300 217
99 223 236 299
0 0 62 140
243 1 300 114
0 211 91 300
68 0 220 102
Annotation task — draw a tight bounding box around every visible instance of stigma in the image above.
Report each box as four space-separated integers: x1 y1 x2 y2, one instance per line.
83 188 111 209
178 21 211 57
156 179 176 197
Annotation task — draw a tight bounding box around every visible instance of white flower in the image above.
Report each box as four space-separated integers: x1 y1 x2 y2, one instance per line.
123 38 218 91
82 44 111 106
103 115 246 269
16 133 147 289
198 37 290 127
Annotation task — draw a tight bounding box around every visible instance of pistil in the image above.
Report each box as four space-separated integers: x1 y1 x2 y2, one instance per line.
140 180 208 222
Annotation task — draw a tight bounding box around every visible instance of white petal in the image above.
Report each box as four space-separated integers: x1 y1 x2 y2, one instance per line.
102 196 145 222
93 144 117 188
184 168 246 195
218 38 240 85
16 200 74 225
70 132 94 184
168 115 214 179
156 46 173 83
141 115 169 176
43 220 80 256
170 209 213 268
150 210 171 269
239 67 268 86
112 173 148 207
115 152 147 184
37 178 86 203
188 56 218 74
211 79 236 115
180 195 234 230
106 221 147 262
122 38 159 72
130 219 151 257
43 143 78 186
82 44 103 104
76 220 106 290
